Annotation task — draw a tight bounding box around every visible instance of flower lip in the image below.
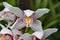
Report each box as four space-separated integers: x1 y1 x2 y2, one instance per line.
32 31 44 39
4 34 13 40
25 16 33 27
31 35 41 40
24 10 34 17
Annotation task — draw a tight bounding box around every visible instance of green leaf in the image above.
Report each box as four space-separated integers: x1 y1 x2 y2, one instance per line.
34 0 41 10
30 0 34 10
54 2 60 9
0 2 3 6
39 14 48 22
28 28 34 34
41 0 48 8
49 0 56 16
44 19 60 29
48 31 60 40
44 14 60 26
0 20 8 25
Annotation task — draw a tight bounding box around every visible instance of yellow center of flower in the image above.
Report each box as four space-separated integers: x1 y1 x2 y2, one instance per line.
25 16 31 27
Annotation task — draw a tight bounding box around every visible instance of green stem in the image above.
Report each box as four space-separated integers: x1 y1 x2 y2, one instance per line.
25 27 29 33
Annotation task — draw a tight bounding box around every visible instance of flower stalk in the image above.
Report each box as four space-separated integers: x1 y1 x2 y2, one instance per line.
25 27 29 33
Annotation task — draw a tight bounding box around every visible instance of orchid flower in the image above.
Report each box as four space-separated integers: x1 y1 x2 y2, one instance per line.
0 22 57 40
0 5 16 22
32 28 58 40
0 24 14 40
3 2 49 32
19 33 32 40
5 21 23 40
11 29 22 40
0 23 23 40
18 28 58 40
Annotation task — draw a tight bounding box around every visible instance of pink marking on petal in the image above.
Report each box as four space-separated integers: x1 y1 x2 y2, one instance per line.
2 11 7 16
0 34 3 37
3 11 7 14
16 34 20 37
31 35 44 40
14 16 19 22
41 38 44 40
23 16 26 23
31 35 38 40
4 34 13 40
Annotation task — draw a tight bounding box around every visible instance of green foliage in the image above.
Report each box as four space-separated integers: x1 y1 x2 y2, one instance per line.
6 0 16 6
40 0 48 8
0 20 8 25
48 31 60 40
0 2 3 6
44 19 60 29
28 28 34 34
0 20 8 30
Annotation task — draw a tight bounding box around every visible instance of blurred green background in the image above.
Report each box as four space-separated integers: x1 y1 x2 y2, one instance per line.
0 0 60 40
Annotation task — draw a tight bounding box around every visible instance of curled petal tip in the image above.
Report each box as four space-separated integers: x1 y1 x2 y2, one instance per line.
3 2 12 8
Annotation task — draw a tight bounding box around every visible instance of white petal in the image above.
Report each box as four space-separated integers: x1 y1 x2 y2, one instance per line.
8 7 23 18
0 8 9 17
0 8 9 13
10 19 25 29
0 24 5 28
0 11 2 16
4 13 15 21
35 8 49 18
44 28 58 39
31 20 43 31
0 11 4 20
12 29 22 36
3 2 23 18
0 8 10 21
24 10 34 17
3 2 12 8
20 33 32 40
0 24 13 35
0 18 4 20
3 8 9 11
1 28 13 35
32 31 43 39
